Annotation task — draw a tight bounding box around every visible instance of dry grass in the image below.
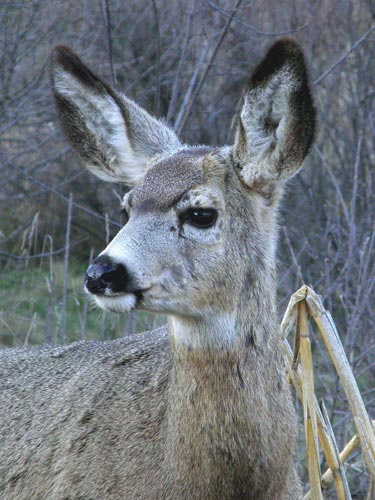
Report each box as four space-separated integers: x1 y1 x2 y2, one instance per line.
282 285 375 499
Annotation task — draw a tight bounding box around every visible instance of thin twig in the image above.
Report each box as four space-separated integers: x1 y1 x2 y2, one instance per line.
206 0 307 36
173 40 210 133
175 0 244 134
81 248 94 341
0 238 88 260
102 0 116 86
166 0 196 122
282 226 305 285
313 25 375 86
345 134 363 312
7 160 121 228
24 312 37 347
151 0 161 116
61 193 73 345
314 145 350 226
105 213 110 246
124 309 136 336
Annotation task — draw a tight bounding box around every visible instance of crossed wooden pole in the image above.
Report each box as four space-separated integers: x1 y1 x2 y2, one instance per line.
281 286 375 499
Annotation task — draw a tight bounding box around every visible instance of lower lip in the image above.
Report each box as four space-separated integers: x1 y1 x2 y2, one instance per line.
84 284 145 299
95 293 138 312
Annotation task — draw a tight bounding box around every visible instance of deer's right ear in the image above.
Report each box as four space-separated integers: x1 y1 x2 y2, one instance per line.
50 46 181 186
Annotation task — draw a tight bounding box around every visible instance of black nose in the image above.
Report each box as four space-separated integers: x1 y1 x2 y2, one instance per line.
85 255 128 295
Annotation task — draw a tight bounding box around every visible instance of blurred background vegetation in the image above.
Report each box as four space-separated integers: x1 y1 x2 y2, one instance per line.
1 0 374 496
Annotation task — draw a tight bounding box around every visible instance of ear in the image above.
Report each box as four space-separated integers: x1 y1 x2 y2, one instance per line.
50 46 181 185
233 39 316 193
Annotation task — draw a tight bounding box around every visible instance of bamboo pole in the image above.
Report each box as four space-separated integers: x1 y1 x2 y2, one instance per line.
281 286 375 497
305 288 375 477
298 300 323 499
284 336 362 498
320 434 360 488
317 401 351 499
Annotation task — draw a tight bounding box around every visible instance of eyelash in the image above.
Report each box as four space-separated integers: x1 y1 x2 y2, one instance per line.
179 208 218 229
118 206 218 229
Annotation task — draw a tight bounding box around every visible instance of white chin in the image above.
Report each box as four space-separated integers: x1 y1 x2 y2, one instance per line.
95 294 137 313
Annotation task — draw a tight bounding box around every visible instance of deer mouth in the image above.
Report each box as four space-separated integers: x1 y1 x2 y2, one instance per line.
93 289 147 313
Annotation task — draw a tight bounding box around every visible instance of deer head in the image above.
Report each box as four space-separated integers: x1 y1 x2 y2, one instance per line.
51 41 315 337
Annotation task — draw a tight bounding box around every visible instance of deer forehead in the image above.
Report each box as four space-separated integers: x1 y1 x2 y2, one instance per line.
128 147 225 212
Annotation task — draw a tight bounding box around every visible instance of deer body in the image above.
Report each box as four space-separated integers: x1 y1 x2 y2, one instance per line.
1 324 298 499
0 40 315 499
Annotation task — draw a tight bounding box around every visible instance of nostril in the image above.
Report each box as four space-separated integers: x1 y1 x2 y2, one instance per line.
85 256 128 295
84 274 105 295
101 263 128 292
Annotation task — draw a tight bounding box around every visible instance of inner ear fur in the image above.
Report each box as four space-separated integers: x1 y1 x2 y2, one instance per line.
50 46 181 186
233 39 316 190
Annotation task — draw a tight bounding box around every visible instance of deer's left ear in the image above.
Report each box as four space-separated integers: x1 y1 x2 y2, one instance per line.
233 39 316 192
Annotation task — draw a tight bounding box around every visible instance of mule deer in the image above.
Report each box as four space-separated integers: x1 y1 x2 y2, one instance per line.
0 40 315 499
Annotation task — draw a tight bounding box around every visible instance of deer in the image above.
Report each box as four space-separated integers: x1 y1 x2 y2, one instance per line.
0 39 315 500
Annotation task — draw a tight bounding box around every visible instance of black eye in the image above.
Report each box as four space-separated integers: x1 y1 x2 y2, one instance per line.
180 208 218 229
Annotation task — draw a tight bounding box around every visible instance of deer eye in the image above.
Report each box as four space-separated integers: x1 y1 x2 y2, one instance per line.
180 208 218 229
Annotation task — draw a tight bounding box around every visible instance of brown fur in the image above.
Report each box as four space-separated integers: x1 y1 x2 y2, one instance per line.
0 40 315 499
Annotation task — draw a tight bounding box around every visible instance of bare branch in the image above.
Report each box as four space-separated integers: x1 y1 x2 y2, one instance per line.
61 193 73 345
313 25 375 86
175 0 244 134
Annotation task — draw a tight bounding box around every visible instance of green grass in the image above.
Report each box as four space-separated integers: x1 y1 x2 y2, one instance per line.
0 258 164 348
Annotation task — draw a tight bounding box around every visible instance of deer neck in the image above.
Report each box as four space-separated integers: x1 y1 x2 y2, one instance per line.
168 267 278 354
164 272 283 495
166 266 280 416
